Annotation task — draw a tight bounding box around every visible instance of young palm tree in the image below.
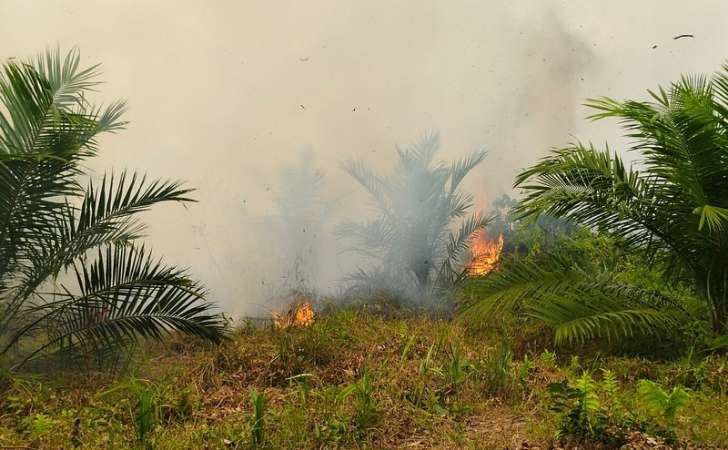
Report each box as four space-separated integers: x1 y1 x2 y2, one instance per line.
0 49 225 369
338 133 490 308
463 66 728 341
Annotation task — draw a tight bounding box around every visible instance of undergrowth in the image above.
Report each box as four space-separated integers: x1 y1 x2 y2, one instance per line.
0 307 726 449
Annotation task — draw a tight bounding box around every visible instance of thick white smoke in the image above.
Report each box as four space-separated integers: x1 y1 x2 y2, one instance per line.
2 0 726 316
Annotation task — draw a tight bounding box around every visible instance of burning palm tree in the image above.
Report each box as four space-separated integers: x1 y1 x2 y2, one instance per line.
337 133 491 309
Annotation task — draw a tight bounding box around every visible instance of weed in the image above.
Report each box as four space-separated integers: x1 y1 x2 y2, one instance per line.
539 349 557 369
314 419 347 444
286 373 315 405
135 388 156 448
250 388 266 447
337 370 378 430
484 344 513 396
637 379 689 441
411 343 442 408
443 346 472 394
19 413 56 439
517 354 535 397
547 372 614 444
400 334 416 363
568 355 580 373
600 369 623 418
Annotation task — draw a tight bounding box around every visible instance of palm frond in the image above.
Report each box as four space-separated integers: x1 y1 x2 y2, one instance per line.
449 150 486 193
436 212 492 286
13 245 224 366
13 171 195 300
460 252 687 345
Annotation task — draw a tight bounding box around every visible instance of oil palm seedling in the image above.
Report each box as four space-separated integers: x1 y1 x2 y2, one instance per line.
338 133 490 308
464 65 728 342
250 388 266 447
0 48 225 369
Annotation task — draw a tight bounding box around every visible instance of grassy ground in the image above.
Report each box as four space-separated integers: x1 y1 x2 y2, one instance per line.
1 307 727 449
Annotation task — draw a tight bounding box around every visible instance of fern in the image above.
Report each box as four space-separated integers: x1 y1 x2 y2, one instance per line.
601 369 619 398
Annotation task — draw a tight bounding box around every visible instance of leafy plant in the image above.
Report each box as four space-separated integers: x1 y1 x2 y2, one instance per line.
637 379 689 424
467 65 728 340
486 193 578 258
135 388 156 448
313 418 347 444
540 349 557 368
443 346 472 393
517 354 535 395
161 384 197 423
336 370 378 430
250 388 266 447
0 48 226 369
548 372 609 442
19 413 56 439
484 344 513 396
601 369 619 401
412 342 442 407
97 379 160 448
338 132 490 308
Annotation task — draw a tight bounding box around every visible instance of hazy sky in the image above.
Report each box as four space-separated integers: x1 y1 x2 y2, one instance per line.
2 1 728 315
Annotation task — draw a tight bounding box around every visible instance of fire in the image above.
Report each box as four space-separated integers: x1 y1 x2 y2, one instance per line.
467 230 504 276
272 292 315 329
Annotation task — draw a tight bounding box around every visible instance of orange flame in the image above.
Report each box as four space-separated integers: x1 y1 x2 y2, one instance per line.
467 230 504 276
272 293 315 329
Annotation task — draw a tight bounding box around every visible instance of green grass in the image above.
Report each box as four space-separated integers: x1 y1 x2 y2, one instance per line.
1 307 727 449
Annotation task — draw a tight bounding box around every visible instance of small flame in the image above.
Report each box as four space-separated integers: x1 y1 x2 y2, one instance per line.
272 293 315 329
467 230 504 276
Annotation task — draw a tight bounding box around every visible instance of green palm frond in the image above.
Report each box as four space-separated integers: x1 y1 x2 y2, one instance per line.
0 48 225 368
460 253 588 318
528 295 678 345
460 252 687 345
13 245 223 367
13 171 196 300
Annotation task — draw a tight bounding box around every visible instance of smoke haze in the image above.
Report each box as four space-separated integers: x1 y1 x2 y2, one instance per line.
2 0 727 315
